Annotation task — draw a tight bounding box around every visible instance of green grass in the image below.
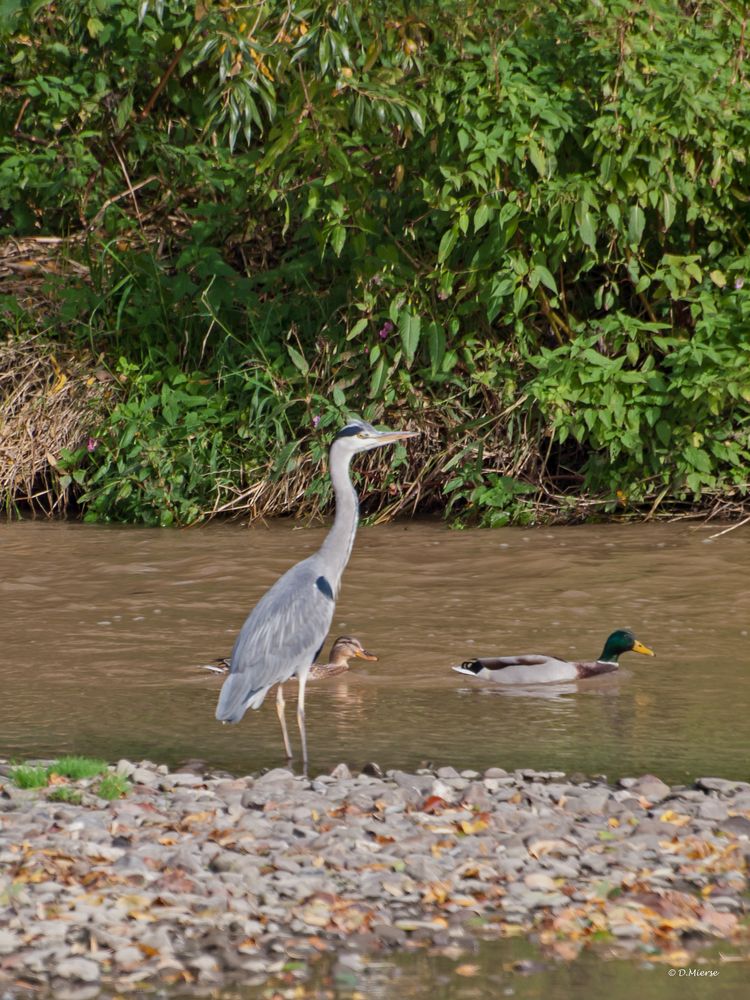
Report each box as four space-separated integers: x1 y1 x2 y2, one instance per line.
48 787 83 805
51 756 108 780
10 764 50 789
10 755 130 802
96 773 130 800
10 755 109 791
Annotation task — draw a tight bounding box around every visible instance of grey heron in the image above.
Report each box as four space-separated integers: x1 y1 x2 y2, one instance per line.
215 419 418 761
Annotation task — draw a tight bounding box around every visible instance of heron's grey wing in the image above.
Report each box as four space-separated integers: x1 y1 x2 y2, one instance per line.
215 557 335 722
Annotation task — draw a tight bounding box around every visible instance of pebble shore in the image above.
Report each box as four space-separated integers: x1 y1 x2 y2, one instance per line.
1 759 749 996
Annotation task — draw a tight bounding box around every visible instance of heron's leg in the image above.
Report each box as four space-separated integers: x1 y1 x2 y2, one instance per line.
276 684 292 759
297 670 309 765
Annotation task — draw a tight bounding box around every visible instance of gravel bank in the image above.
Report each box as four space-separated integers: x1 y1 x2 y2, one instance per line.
1 759 748 996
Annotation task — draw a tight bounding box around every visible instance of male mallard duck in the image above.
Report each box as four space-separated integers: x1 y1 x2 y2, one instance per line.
452 629 654 684
201 635 378 680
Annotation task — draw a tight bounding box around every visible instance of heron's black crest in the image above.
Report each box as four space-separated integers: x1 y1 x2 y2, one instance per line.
333 422 366 440
315 575 334 600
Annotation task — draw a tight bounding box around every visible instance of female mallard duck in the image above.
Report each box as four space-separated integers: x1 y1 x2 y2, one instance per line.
452 629 654 684
201 636 378 680
308 635 378 679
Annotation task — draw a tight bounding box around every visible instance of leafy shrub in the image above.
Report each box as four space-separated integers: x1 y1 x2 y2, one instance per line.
1 0 749 523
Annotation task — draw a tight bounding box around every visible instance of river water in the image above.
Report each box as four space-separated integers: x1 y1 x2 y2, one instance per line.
3 518 749 999
3 518 749 781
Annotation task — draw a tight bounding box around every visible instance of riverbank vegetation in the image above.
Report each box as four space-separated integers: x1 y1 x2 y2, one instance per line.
1 0 749 525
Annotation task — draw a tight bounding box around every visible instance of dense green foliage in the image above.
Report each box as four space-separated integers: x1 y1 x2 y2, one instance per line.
1 0 749 524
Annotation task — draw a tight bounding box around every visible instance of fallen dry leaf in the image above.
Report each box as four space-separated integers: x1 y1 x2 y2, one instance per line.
459 818 488 835
659 810 691 827
421 795 451 814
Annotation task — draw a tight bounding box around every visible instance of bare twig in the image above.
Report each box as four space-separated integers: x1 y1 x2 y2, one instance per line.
88 175 159 229
708 513 750 540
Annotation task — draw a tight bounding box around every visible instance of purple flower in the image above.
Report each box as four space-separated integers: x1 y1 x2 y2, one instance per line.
735 277 745 290
87 437 99 452
378 320 394 340
312 414 321 428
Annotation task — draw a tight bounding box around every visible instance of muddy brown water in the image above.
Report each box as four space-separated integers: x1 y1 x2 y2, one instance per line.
3 518 749 782
247 940 750 1000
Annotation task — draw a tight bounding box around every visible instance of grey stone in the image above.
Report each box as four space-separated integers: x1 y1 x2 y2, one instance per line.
131 767 158 786
611 923 643 938
437 766 461 780
56 958 101 983
626 775 671 803
708 896 743 911
168 772 206 787
541 858 580 878
0 930 21 954
720 816 750 837
567 789 610 815
696 777 750 795
113 945 142 967
697 799 729 822
523 872 557 892
404 855 444 882
330 762 352 780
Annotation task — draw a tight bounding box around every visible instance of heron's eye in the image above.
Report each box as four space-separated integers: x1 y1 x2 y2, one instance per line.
356 431 369 439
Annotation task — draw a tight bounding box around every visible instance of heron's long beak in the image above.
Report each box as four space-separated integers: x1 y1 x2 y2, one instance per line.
374 428 420 444
632 640 655 656
354 649 378 662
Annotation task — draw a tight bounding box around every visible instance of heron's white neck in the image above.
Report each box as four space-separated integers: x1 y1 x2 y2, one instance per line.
318 447 359 592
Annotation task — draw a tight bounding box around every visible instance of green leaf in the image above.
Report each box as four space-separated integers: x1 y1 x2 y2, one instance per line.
709 269 727 288
628 205 645 246
438 226 458 264
530 265 557 294
426 321 445 375
330 225 346 257
369 357 388 398
87 15 104 37
347 317 368 340
684 446 712 474
578 208 596 250
655 420 671 446
528 139 546 178
474 203 490 231
287 345 309 375
399 310 421 367
662 192 676 230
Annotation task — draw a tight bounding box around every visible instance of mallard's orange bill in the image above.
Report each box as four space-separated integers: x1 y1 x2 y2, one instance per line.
632 640 655 656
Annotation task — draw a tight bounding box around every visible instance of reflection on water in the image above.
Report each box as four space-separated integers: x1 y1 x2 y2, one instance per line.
2 519 750 782
147 937 747 1000
279 939 748 1000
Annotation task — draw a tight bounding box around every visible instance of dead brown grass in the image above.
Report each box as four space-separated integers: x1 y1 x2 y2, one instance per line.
0 336 117 515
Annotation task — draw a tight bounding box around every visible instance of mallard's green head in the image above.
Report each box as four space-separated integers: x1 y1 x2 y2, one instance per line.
599 629 655 663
